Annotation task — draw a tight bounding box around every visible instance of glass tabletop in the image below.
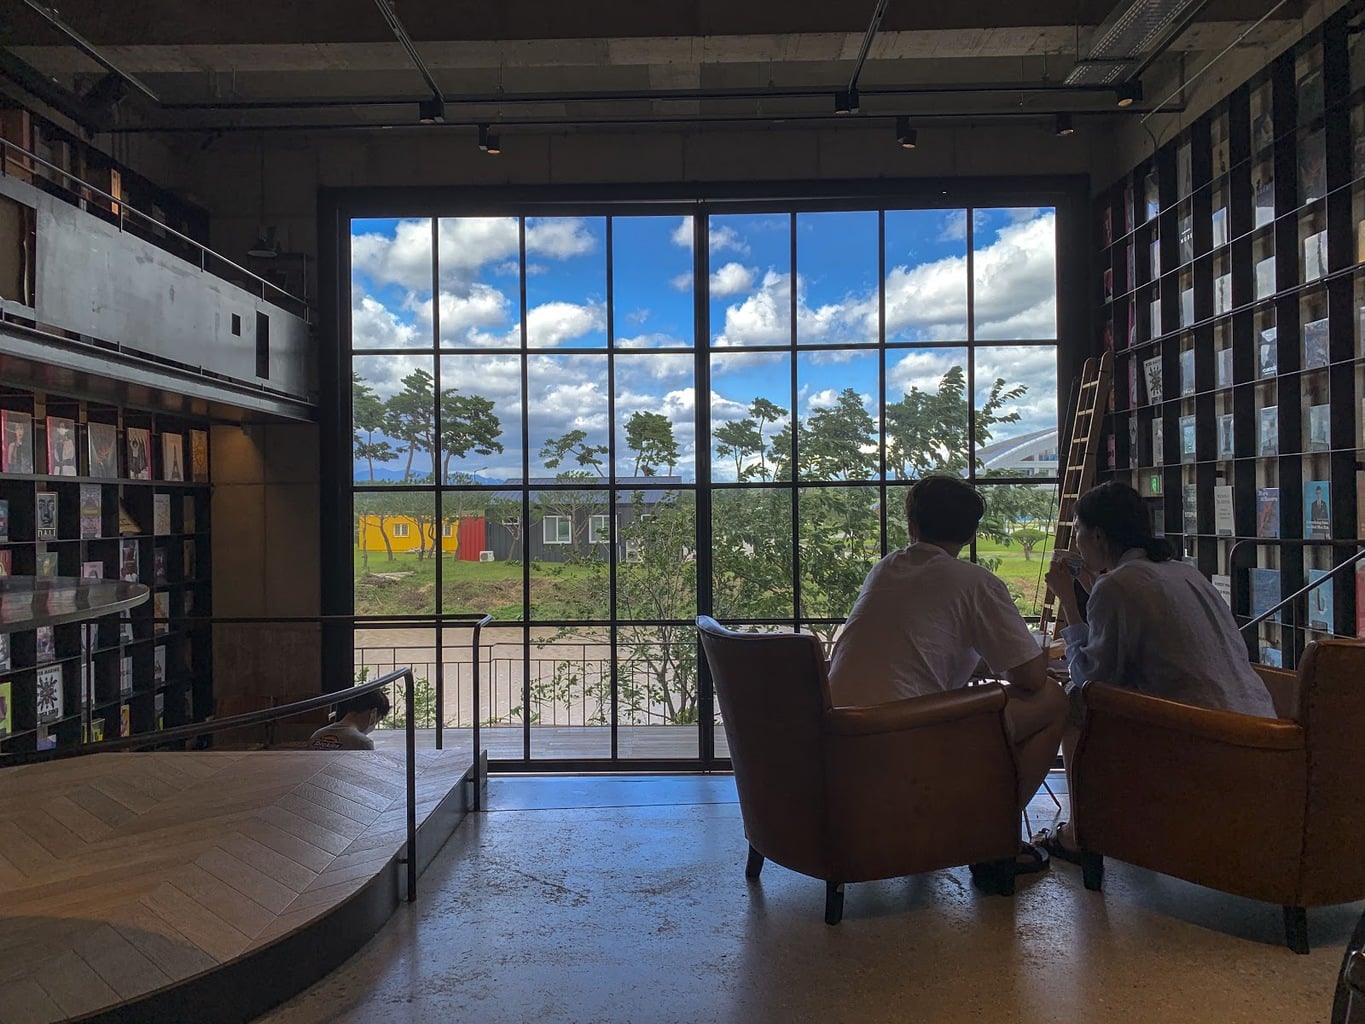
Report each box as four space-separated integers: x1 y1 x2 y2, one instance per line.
0 576 151 634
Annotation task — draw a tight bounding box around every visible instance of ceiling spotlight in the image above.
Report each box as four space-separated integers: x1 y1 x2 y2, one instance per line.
418 96 445 124
1115 81 1143 107
834 89 860 115
896 116 917 149
1055 113 1076 136
478 123 501 155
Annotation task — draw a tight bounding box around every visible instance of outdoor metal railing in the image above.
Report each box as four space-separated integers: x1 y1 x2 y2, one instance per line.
0 666 425 900
1229 538 1365 663
0 137 310 319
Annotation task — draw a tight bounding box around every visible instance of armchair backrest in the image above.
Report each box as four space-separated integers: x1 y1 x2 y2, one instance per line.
1296 641 1365 903
697 616 831 875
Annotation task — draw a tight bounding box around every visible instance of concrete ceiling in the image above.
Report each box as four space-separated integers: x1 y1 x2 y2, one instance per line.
0 0 1306 134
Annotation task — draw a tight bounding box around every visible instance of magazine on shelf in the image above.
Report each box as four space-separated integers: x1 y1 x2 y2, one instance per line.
153 591 170 633
1302 317 1329 369
88 718 104 743
153 546 168 585
79 484 100 539
1258 328 1278 377
154 645 167 685
1151 418 1164 466
1304 230 1328 283
0 497 7 541
1304 480 1331 539
153 493 171 535
35 665 63 725
1299 130 1327 204
1212 207 1228 247
1307 569 1333 632
1180 287 1194 327
36 550 58 578
0 635 9 673
1 410 33 474
162 433 184 482
1308 404 1330 451
0 550 10 576
190 429 209 482
1178 215 1193 264
1251 568 1281 623
1217 413 1235 458
1259 406 1279 455
1213 575 1232 608
87 422 118 478
120 655 133 697
120 538 139 582
1183 484 1198 535
0 680 9 737
45 416 78 476
35 490 57 539
1143 357 1163 404
1214 485 1235 536
1255 257 1276 300
1150 238 1160 280
119 703 131 737
36 625 55 662
81 560 103 580
1253 173 1275 227
1179 415 1197 463
126 426 152 481
1214 273 1232 315
1149 298 1162 339
1104 267 1113 300
1180 349 1195 396
1256 487 1280 538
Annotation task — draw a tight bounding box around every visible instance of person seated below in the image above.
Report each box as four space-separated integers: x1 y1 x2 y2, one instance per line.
1035 479 1276 862
307 689 393 750
829 475 1068 879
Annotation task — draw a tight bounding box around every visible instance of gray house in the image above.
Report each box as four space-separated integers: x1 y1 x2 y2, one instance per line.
484 477 684 563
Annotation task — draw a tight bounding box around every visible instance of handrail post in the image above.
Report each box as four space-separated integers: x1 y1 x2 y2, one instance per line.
405 667 417 902
471 619 483 811
435 623 445 751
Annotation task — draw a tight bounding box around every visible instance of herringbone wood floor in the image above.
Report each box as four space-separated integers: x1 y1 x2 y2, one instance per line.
0 750 470 1024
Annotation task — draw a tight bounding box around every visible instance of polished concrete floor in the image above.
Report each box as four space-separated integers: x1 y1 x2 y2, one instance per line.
258 774 1360 1024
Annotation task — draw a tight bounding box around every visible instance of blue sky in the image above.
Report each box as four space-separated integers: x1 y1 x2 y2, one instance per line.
350 209 1057 483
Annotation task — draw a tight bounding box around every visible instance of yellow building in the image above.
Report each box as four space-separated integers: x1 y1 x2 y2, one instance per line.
356 515 459 555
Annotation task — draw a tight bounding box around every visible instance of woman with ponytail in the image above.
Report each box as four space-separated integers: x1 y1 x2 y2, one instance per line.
1033 480 1275 861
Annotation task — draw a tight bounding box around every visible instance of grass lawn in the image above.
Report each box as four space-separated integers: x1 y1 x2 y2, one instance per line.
355 526 1063 619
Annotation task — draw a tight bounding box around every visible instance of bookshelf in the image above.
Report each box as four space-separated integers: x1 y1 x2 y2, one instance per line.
0 389 213 753
1095 7 1365 669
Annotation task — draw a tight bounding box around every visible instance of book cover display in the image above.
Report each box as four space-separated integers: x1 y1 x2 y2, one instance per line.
0 497 7 541
1307 569 1333 631
1144 357 1163 404
1259 328 1278 377
126 426 152 481
1304 480 1331 539
45 416 78 476
1302 317 1329 369
1182 484 1198 535
2 410 33 473
190 429 209 482
0 680 10 737
153 493 171 535
1180 350 1195 396
1256 487 1280 538
1179 415 1196 463
35 625 54 662
87 422 118 478
1216 348 1233 388
1251 568 1281 622
1217 414 1235 458
1212 575 1232 607
1259 406 1279 456
1151 419 1164 465
35 665 63 724
35 491 57 539
162 433 184 482
79 484 101 539
36 550 58 578
1308 404 1330 451
1214 485 1235 537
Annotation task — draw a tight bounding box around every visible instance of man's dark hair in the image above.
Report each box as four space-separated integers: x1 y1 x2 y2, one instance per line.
1074 480 1172 562
905 475 985 545
338 688 392 721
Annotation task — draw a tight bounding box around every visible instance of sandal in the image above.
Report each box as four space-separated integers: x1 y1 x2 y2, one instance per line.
1012 841 1051 875
969 842 1050 893
1032 823 1085 866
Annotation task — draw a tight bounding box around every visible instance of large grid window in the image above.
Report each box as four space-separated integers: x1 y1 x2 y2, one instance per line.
348 203 1062 766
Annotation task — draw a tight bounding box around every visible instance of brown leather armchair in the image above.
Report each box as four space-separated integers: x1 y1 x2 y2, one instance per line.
1070 639 1365 953
697 615 1022 924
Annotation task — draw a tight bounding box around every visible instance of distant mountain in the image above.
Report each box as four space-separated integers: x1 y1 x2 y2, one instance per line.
351 465 507 485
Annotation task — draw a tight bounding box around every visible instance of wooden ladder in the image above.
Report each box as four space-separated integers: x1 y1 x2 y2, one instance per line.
1040 351 1113 640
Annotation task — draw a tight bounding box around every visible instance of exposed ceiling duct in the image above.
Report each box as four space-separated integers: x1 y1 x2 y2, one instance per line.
1065 0 1208 85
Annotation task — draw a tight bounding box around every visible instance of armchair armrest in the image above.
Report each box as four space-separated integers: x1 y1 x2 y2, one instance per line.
825 683 1007 737
1083 681 1304 751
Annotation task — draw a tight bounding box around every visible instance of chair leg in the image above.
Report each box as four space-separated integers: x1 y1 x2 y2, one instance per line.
1081 852 1104 892
968 859 1016 897
824 881 845 925
745 845 764 880
1042 778 1062 810
1283 905 1310 955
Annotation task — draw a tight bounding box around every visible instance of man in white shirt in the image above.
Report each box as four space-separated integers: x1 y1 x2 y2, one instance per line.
308 689 392 750
829 476 1067 832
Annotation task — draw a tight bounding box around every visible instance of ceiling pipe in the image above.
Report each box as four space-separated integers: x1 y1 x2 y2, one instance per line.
156 79 1128 113
1126 0 1212 82
19 0 160 104
371 0 443 103
104 104 1182 136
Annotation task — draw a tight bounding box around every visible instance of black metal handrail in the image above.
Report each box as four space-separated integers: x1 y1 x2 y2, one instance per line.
0 666 425 900
1228 539 1365 658
0 137 310 318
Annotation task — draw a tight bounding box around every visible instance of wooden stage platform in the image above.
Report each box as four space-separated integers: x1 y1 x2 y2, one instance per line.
0 749 475 1024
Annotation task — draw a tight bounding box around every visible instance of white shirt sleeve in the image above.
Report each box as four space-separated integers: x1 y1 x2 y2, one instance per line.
1062 577 1123 688
970 573 1045 674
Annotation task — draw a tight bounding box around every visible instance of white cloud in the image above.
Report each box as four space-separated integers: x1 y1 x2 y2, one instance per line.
352 295 423 351
972 214 1057 340
713 270 790 347
615 332 690 349
709 262 756 297
526 301 606 348
670 216 749 255
669 271 693 292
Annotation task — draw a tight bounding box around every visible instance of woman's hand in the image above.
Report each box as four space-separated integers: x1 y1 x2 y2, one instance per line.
1044 555 1076 600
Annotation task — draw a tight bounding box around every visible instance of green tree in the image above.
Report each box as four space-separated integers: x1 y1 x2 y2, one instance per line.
714 417 761 480
439 389 504 484
540 429 608 477
798 388 876 480
353 374 397 483
624 411 680 476
884 365 1024 479
384 368 436 482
